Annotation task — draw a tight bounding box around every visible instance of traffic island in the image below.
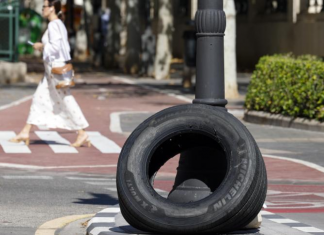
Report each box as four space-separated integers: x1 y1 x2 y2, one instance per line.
85 206 322 235
86 206 263 235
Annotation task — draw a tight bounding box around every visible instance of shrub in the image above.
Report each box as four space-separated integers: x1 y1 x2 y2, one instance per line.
245 54 324 121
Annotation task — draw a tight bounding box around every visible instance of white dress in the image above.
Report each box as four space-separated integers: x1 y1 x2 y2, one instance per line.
27 19 89 131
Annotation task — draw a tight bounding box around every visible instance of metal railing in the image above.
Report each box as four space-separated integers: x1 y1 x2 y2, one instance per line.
0 0 19 62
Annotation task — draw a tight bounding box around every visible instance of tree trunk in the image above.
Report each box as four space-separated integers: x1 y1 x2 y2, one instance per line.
154 0 173 80
224 0 239 99
83 0 94 62
124 0 142 75
105 0 121 69
119 0 127 65
140 0 155 77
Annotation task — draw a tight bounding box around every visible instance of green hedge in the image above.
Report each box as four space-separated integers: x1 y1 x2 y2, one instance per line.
245 54 324 121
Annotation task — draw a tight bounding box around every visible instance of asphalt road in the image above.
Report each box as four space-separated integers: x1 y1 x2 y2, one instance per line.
0 168 118 235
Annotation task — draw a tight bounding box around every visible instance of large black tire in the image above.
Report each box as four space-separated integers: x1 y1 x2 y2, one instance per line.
117 104 267 233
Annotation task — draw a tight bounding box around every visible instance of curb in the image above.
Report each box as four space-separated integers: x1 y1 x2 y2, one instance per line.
86 206 121 235
86 207 262 234
86 206 262 235
244 110 324 132
35 214 94 235
86 206 324 235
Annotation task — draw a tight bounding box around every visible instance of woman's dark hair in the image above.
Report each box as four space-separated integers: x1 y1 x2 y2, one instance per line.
48 0 63 19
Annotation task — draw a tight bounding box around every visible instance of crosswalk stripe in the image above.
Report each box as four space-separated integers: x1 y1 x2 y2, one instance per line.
0 131 31 153
0 131 121 154
293 227 324 233
66 177 116 181
87 132 121 154
86 182 116 186
35 131 78 153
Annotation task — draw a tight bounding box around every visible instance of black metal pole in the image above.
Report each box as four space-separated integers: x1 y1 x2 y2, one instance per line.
193 0 228 107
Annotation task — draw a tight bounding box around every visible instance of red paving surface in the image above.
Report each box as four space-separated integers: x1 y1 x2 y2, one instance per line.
264 157 324 182
1 76 324 213
0 77 183 174
153 180 324 213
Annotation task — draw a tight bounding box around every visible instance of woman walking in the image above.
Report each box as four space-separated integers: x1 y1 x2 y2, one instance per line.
10 0 90 147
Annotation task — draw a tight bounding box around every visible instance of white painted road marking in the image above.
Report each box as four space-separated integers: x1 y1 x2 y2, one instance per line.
105 188 117 192
0 131 121 154
0 95 33 111
97 208 120 213
88 206 324 235
87 132 121 153
264 154 324 174
86 207 123 235
35 131 78 153
66 177 116 181
2 175 53 180
0 131 31 153
0 163 43 169
270 219 299 224
0 163 117 170
86 182 116 186
262 211 324 235
293 227 324 233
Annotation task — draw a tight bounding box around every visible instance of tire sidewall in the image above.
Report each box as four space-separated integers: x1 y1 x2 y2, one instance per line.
117 104 259 229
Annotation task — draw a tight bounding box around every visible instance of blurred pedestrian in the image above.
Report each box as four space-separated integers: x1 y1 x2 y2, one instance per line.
10 0 90 148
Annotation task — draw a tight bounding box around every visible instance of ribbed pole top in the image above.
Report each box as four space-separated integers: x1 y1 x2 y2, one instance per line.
198 0 223 10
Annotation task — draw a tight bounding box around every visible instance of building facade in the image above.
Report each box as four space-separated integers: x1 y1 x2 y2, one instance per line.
19 0 324 71
235 0 324 70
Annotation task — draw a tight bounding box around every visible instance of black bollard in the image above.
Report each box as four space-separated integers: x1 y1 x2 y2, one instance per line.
193 0 227 107
168 0 228 203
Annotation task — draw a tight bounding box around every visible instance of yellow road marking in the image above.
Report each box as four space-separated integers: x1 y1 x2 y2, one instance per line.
35 214 95 235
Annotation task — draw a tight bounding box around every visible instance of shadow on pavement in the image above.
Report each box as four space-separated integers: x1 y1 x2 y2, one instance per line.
111 225 261 235
74 193 119 206
31 140 69 146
